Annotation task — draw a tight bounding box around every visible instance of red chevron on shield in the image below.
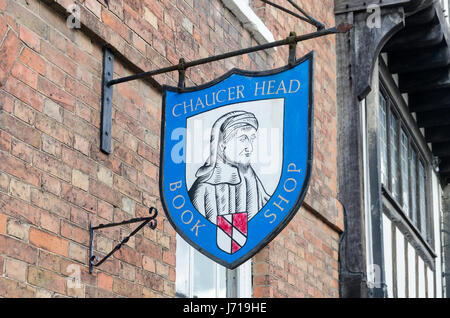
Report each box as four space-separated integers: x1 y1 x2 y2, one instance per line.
217 212 248 254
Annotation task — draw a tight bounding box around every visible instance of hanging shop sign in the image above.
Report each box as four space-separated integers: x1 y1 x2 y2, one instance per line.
160 52 314 269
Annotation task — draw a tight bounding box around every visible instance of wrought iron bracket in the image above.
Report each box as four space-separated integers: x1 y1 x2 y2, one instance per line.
100 47 114 154
89 207 158 274
261 0 326 30
99 22 351 154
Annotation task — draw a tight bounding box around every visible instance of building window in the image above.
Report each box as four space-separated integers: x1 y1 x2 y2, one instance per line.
418 161 427 238
389 112 400 201
378 87 431 244
379 94 388 186
410 149 418 225
400 129 409 214
175 234 252 298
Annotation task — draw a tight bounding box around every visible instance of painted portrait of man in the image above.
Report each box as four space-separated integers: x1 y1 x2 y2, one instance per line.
187 111 271 253
188 110 271 221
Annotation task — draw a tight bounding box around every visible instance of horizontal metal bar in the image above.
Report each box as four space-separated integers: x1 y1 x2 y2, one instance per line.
286 0 326 30
91 216 155 230
107 23 351 87
260 0 317 26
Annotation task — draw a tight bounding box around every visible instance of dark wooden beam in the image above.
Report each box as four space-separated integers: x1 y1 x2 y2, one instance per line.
409 88 450 112
432 141 450 157
383 23 443 52
405 3 437 25
441 172 450 184
399 66 450 93
440 158 450 173
425 125 450 143
388 44 450 74
417 109 450 128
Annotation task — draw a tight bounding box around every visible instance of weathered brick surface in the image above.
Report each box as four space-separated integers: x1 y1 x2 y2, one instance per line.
0 0 340 298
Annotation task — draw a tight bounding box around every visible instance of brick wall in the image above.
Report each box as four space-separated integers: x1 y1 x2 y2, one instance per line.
0 0 341 298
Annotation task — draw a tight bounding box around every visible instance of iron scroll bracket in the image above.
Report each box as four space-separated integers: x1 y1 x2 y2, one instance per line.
88 207 158 274
99 20 352 153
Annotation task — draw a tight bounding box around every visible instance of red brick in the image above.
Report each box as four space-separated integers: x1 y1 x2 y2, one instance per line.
19 24 40 52
19 47 45 75
70 206 89 228
74 134 90 156
27 266 66 294
135 235 162 261
61 220 89 246
114 142 143 169
41 173 61 196
38 250 61 272
45 62 65 87
41 41 76 75
137 142 159 165
0 130 11 151
61 146 96 177
65 76 99 110
114 109 144 139
4 77 44 111
0 213 6 235
113 277 142 297
68 241 87 263
48 28 67 52
39 210 60 234
114 175 141 202
32 151 72 183
61 183 97 213
0 92 14 113
29 227 69 256
13 99 36 126
0 278 35 298
38 77 75 112
89 179 121 207
162 250 175 267
116 244 141 267
0 234 38 264
97 272 113 292
35 113 73 147
5 258 28 281
11 62 38 89
102 7 130 41
33 189 68 220
97 201 114 221
0 151 40 187
0 29 22 84
0 112 40 149
0 15 7 39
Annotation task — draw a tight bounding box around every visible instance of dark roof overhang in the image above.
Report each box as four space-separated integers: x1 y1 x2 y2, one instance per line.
383 2 450 185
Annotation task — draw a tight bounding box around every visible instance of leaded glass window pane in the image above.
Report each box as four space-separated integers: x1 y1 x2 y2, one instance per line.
400 129 409 214
418 161 427 238
389 113 400 201
379 93 388 186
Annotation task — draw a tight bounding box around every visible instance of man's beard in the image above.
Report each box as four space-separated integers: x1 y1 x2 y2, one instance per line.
220 150 252 170
235 158 252 171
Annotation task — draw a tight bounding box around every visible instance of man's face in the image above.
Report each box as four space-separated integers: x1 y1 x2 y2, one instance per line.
221 126 257 166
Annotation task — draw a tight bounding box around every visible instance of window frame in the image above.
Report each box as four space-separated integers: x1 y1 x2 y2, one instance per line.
175 234 253 298
378 80 434 251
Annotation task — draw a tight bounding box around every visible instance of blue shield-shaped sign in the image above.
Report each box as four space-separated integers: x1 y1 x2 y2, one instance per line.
160 52 313 269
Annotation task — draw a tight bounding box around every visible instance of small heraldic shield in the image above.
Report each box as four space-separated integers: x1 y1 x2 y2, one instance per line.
160 52 314 269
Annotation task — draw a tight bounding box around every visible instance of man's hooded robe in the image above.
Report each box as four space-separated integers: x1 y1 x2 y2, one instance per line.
188 111 271 224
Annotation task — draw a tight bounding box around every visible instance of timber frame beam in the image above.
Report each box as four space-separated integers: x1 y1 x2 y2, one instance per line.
335 0 439 298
